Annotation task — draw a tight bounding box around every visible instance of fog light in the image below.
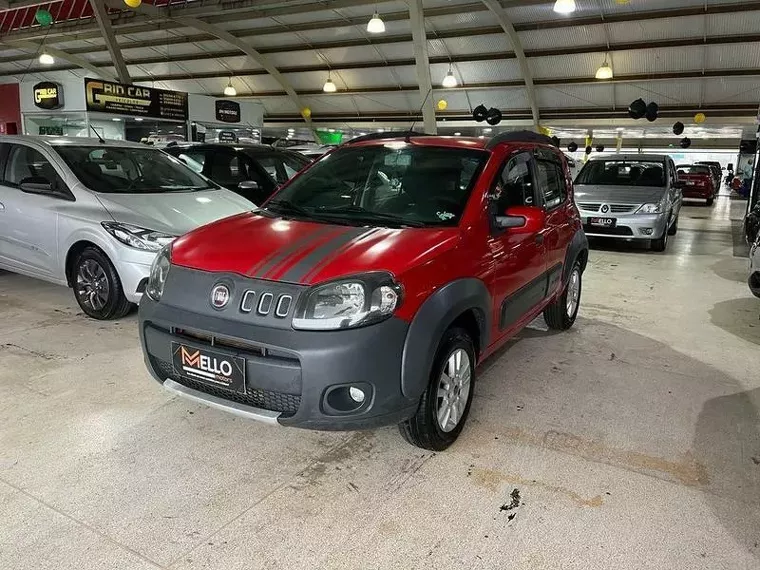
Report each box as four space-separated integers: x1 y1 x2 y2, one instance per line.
641 228 654 235
349 387 365 403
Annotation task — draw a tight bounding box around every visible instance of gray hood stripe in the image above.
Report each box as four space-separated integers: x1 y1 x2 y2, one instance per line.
301 227 384 283
248 225 335 277
278 227 374 283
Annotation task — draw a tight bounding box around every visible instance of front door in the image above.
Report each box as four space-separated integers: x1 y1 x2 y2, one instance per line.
487 150 547 338
0 144 66 278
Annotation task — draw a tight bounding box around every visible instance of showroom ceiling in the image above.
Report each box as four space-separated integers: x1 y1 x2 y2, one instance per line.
0 0 759 125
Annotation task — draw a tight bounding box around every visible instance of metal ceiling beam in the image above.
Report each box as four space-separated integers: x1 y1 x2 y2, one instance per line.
0 39 118 81
408 0 436 134
480 0 538 129
89 0 130 83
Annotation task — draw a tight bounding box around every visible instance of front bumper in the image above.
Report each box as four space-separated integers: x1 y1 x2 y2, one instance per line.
112 245 156 303
580 212 668 240
138 295 419 431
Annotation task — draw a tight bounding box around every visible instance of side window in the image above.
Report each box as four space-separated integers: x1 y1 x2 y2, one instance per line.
4 145 62 189
535 159 565 209
493 153 535 212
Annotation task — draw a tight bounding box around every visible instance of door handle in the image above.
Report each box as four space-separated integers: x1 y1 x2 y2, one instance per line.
534 233 545 244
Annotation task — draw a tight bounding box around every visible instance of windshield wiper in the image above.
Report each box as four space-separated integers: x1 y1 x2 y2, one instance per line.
266 199 312 217
316 205 426 228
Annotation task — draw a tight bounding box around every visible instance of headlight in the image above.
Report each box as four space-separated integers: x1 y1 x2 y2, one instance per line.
292 273 402 330
146 245 171 302
101 222 175 252
636 203 663 214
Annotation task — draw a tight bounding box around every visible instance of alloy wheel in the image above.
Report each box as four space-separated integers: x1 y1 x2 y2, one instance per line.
436 348 472 432
76 259 110 312
566 268 581 317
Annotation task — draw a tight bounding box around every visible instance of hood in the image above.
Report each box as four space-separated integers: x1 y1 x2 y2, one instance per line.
95 189 253 236
574 184 666 205
170 213 460 285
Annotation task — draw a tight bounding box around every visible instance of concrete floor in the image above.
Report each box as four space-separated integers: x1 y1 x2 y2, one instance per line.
1 196 759 570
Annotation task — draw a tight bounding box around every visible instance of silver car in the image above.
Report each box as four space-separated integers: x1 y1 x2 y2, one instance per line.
0 136 252 319
750 236 760 298
574 154 683 252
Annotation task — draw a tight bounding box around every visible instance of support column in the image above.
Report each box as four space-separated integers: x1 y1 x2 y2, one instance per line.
408 0 436 134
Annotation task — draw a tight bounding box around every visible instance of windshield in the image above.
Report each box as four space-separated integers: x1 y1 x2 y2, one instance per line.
266 144 487 228
54 146 215 194
575 159 666 187
677 165 711 175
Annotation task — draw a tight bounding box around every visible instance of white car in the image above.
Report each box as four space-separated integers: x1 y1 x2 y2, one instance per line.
0 135 252 319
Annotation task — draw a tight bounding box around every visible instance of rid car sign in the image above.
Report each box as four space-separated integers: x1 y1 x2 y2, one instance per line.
84 78 188 121
33 82 63 110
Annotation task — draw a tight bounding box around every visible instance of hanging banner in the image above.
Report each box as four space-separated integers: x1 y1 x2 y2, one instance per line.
84 78 188 120
215 100 241 123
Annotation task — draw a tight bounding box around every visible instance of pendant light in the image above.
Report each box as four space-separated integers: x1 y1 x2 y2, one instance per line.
323 74 337 93
442 65 457 88
223 79 236 97
39 51 55 65
595 56 613 80
553 0 576 14
367 11 385 34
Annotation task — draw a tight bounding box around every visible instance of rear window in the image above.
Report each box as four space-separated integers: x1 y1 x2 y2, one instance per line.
576 159 666 187
677 165 710 175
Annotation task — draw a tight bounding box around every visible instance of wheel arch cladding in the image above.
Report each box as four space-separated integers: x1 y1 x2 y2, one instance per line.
563 229 589 283
400 278 491 400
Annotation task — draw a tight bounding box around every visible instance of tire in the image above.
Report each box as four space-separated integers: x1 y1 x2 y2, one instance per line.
706 196 715 206
72 246 133 320
398 327 475 451
543 261 582 331
650 224 669 252
668 214 678 236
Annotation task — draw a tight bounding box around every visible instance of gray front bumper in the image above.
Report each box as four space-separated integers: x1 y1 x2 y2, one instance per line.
580 212 668 240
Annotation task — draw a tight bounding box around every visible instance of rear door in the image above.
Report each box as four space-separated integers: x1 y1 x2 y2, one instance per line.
0 143 69 278
534 149 574 298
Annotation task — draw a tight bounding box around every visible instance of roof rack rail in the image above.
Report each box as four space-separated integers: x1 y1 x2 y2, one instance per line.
485 130 555 150
342 131 430 145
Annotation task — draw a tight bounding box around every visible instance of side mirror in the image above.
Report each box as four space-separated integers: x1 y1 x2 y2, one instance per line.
495 206 546 232
19 176 54 195
238 180 260 191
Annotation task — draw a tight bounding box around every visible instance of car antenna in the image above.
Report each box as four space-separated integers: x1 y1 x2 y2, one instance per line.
405 87 433 143
89 125 106 144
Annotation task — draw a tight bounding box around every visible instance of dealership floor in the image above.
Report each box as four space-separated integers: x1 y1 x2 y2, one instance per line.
1 197 758 570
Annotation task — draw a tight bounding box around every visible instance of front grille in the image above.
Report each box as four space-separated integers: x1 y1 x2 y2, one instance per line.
173 328 296 362
583 225 634 236
151 356 301 416
577 202 637 214
578 202 601 211
609 204 637 214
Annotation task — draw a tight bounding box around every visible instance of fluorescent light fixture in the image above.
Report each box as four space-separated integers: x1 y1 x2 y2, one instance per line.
39 52 54 65
112 117 121 121
483 127 493 133
553 0 576 14
367 11 385 34
442 68 457 88
454 132 462 136
323 75 337 93
595 59 613 80
135 117 143 122
223 80 236 97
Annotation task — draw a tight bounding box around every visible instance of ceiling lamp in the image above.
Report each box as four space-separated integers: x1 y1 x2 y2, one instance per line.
442 66 457 88
39 51 54 65
553 0 576 14
323 74 337 93
367 11 385 34
223 79 236 97
595 58 613 80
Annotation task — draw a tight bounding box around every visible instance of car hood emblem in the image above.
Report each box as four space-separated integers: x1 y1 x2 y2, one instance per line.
211 284 230 308
600 204 610 213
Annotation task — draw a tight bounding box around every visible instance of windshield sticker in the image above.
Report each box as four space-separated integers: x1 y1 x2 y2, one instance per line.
437 211 455 221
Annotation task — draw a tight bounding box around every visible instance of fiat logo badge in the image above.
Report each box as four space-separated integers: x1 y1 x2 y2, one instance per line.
210 284 230 309
600 204 610 213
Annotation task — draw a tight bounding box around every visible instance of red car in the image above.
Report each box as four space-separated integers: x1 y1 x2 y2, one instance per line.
677 164 716 205
138 132 589 450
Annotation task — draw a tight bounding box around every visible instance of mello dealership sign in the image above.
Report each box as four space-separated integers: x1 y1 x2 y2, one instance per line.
84 78 188 120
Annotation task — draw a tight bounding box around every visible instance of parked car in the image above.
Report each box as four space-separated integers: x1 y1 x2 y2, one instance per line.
750 235 760 298
744 200 760 245
574 154 682 252
165 143 309 205
676 164 716 205
695 161 723 191
138 131 589 450
0 136 252 319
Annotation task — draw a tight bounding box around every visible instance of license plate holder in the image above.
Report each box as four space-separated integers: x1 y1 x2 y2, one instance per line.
588 217 617 228
171 341 246 394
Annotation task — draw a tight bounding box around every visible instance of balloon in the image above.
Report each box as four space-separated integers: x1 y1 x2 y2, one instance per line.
673 121 684 136
550 136 560 148
436 99 447 111
473 104 488 122
538 125 552 136
694 112 706 124
585 146 592 155
124 0 142 7
301 107 312 119
595 144 605 152
567 141 578 153
680 137 691 149
486 108 502 126
35 9 53 26
628 98 646 120
645 102 659 122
